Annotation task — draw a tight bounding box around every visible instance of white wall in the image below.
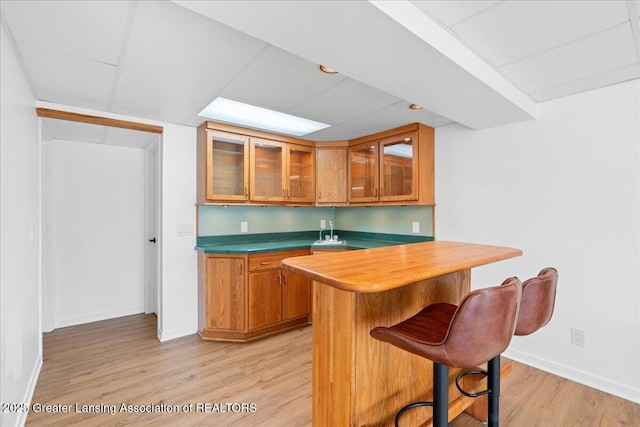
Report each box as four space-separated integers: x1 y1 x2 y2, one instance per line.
45 140 146 328
157 124 198 341
0 23 42 427
435 79 640 403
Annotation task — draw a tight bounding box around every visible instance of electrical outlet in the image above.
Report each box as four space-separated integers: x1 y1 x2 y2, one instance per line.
412 221 420 233
320 219 326 229
241 221 248 233
571 328 585 347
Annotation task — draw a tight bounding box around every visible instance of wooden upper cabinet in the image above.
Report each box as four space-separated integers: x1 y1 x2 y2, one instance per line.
349 141 379 203
380 132 418 202
250 139 315 203
198 121 432 206
316 147 348 205
287 144 315 203
250 138 286 202
199 129 249 203
348 124 434 205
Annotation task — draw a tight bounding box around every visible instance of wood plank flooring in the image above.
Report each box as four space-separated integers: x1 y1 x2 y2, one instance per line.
27 314 639 426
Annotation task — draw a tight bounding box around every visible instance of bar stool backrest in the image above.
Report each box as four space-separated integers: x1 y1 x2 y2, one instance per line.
444 277 522 368
514 267 558 336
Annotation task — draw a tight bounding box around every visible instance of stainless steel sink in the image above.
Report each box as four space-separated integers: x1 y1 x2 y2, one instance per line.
313 239 347 246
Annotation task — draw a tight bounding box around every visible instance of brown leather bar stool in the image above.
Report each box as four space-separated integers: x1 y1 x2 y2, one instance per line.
456 267 558 424
370 277 522 427
514 267 557 336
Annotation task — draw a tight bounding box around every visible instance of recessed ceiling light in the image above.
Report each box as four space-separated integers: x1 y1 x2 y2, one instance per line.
198 97 330 137
408 103 423 110
318 65 338 74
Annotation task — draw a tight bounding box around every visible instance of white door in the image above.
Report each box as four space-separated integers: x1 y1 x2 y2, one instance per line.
144 138 160 315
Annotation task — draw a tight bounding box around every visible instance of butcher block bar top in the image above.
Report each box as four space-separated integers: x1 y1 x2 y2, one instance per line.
281 240 523 293
281 240 523 427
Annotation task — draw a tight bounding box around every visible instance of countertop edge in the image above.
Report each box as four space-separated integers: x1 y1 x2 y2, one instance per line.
281 241 523 293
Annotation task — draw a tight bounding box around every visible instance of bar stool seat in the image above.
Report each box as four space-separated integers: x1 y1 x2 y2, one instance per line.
370 277 522 427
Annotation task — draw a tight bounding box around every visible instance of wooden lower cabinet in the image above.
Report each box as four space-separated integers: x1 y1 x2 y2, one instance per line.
198 249 311 341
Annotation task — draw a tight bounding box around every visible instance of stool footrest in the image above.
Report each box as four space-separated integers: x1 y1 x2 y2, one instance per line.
456 369 490 398
395 401 434 427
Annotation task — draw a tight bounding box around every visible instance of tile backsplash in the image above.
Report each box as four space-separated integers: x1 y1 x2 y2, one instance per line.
198 205 433 237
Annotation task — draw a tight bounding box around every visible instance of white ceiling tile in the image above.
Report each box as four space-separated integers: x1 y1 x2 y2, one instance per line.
111 70 214 124
500 23 638 92
1 0 130 65
453 0 630 67
221 46 346 112
19 43 115 110
411 1 500 26
303 125 369 142
123 1 266 93
42 119 106 144
339 102 441 133
288 79 401 125
530 63 640 101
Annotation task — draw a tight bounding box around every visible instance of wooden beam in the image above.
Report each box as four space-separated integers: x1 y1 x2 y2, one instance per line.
36 108 163 134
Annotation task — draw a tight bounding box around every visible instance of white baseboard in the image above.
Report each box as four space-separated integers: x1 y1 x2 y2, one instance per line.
54 306 144 329
12 355 43 427
157 325 196 342
503 348 640 404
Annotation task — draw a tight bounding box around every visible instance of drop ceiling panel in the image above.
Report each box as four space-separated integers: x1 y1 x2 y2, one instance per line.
530 63 640 101
1 0 130 65
451 1 630 66
303 125 370 142
501 23 638 93
340 102 441 134
288 78 401 125
111 70 213 124
411 1 499 26
19 43 115 111
123 0 266 93
220 45 346 112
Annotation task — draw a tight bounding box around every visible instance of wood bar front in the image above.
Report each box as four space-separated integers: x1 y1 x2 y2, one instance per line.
281 241 522 427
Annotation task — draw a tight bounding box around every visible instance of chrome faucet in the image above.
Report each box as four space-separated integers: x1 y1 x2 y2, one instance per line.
329 220 334 240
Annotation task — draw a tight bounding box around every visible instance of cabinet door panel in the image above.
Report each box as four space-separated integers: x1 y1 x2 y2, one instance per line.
248 270 282 330
283 271 311 320
206 131 249 201
349 142 378 203
287 144 315 202
206 257 245 330
316 148 347 204
250 139 285 201
380 132 418 201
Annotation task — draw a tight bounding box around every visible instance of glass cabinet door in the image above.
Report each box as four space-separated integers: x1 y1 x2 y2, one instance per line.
287 144 315 202
250 138 285 201
349 141 379 202
380 132 418 201
206 130 249 201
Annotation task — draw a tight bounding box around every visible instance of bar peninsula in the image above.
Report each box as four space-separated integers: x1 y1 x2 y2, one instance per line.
281 240 523 426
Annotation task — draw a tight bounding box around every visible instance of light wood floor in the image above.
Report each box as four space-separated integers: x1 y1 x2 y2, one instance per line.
27 314 639 426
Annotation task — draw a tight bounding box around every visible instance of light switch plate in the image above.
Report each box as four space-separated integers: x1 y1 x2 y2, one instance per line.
176 224 195 236
320 219 326 229
241 221 248 233
412 222 420 233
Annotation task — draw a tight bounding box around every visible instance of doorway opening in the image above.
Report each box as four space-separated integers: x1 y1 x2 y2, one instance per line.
39 108 162 338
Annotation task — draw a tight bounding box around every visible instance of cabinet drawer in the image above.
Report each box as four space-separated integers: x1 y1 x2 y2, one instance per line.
249 249 310 272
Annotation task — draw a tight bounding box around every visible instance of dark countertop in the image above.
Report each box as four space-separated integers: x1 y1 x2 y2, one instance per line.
195 231 433 254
